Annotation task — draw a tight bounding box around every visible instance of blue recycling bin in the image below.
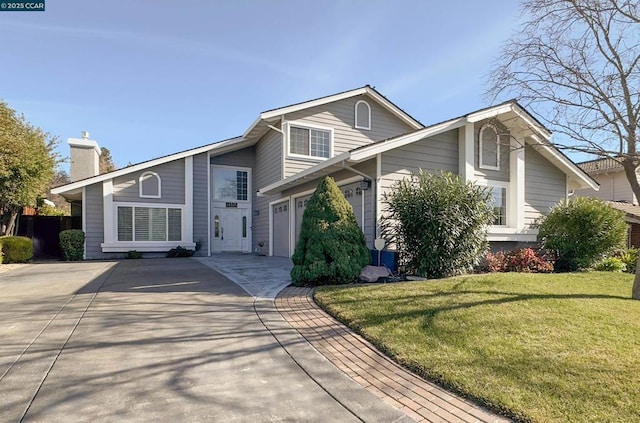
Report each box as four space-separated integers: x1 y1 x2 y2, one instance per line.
370 249 398 273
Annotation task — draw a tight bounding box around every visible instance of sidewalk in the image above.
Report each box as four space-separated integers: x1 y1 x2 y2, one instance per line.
275 287 510 423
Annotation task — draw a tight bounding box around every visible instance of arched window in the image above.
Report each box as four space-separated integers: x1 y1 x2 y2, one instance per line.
355 187 362 196
139 171 161 198
344 189 353 198
479 124 500 170
354 100 371 130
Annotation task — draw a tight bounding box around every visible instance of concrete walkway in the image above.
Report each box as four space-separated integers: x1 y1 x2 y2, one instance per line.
195 254 292 299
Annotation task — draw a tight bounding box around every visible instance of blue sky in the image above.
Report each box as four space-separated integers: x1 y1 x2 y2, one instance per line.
1 1 528 171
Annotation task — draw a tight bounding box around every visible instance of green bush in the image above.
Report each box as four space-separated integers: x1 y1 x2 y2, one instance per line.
538 197 627 272
594 257 627 272
0 236 33 263
125 250 143 259
291 176 370 286
612 248 638 273
166 246 194 257
382 170 495 278
59 230 85 261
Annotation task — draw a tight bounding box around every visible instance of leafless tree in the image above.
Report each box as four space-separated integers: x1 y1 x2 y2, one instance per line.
487 0 640 297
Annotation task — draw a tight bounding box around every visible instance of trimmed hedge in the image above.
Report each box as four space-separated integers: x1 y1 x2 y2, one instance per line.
59 230 85 261
0 236 33 263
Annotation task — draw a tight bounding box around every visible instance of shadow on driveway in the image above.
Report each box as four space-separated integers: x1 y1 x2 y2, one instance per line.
1 258 361 423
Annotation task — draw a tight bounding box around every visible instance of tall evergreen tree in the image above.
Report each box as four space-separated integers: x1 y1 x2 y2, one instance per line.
291 177 370 286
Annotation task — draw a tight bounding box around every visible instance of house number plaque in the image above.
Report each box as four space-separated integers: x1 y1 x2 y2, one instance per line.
225 202 238 208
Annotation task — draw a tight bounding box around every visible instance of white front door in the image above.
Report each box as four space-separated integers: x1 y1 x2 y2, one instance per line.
212 208 248 252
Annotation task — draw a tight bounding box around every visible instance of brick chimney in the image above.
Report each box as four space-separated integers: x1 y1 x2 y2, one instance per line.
68 131 102 182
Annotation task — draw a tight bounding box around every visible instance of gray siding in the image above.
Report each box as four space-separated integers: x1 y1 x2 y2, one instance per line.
210 147 255 168
524 144 567 225
253 130 284 252
85 183 105 260
192 153 209 256
473 121 510 182
283 95 414 177
380 129 459 194
113 160 185 204
576 170 636 204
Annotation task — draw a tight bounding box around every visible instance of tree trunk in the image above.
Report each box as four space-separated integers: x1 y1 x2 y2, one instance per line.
633 255 640 300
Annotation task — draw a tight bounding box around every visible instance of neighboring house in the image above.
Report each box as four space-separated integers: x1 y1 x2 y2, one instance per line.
577 158 640 247
52 85 598 259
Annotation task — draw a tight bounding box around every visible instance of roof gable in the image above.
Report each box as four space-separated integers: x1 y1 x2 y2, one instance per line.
259 101 598 195
52 136 248 195
243 85 423 141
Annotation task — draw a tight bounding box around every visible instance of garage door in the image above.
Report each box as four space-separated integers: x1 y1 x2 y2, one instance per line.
341 183 363 229
272 201 290 257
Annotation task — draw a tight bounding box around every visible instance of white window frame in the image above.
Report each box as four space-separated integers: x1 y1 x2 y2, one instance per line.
286 121 334 161
354 100 371 130
101 201 195 252
210 165 251 204
475 179 509 228
139 171 161 199
479 124 500 171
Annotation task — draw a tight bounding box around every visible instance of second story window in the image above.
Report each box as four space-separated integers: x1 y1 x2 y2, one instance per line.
139 171 161 198
354 100 371 130
479 124 500 170
288 124 332 159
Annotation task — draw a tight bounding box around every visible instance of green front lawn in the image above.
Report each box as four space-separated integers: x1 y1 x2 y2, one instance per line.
314 272 640 422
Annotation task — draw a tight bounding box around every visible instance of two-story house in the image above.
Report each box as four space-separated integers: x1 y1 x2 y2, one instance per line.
52 85 598 259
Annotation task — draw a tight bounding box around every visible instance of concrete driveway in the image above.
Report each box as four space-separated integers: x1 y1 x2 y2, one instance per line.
0 259 395 423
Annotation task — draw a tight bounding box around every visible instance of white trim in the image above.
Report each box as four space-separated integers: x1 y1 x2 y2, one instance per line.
478 124 500 171
354 100 371 130
458 123 475 182
101 241 196 253
207 152 211 256
139 171 161 199
184 157 194 245
487 228 539 242
466 104 513 123
285 121 334 161
475 179 510 228
81 187 86 259
280 116 286 180
103 180 114 243
376 153 382 239
510 134 525 228
53 136 248 194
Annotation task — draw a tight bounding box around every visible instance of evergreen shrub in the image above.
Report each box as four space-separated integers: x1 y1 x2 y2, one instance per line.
59 230 85 261
291 177 370 286
0 236 33 263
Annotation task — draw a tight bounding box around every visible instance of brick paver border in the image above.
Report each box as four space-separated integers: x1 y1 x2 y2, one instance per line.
276 286 510 423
